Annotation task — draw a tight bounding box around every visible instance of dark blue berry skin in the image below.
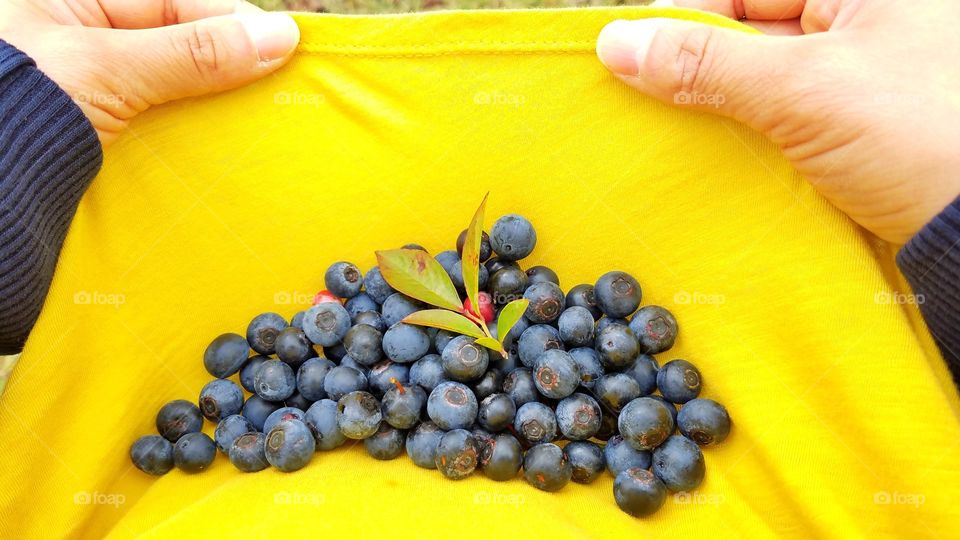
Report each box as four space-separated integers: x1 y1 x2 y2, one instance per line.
297 357 335 401
130 435 174 475
488 266 528 306
456 228 492 261
285 392 312 411
364 424 407 460
677 398 730 446
523 443 572 492
343 324 383 366
381 293 423 327
478 433 522 481
433 330 455 356
324 261 364 298
604 434 652 476
173 432 216 473
594 271 642 318
500 314 530 352
383 323 431 363
381 383 426 429
291 311 305 330
629 305 679 354
518 324 563 368
525 265 559 287
595 410 618 441
323 365 368 401
556 393 602 440
477 392 517 432
354 310 387 333
649 396 679 425
409 354 447 392
596 317 629 334
503 368 539 407
263 406 306 434
304 399 347 451
558 306 595 347
594 373 641 413
533 349 581 399
614 468 667 517
324 342 347 361
514 401 557 445
490 214 537 261
565 441 605 484
470 369 503 401
523 282 565 324
652 435 705 491
566 284 603 320
156 399 204 442
406 421 444 469
622 354 659 395
471 427 496 459
203 333 249 378
441 335 489 382
657 360 702 404
199 379 244 421
275 327 314 369
449 259 489 291
338 355 365 372
239 355 269 393
246 312 288 355
435 429 479 480
241 395 281 432
434 250 459 273
568 347 604 390
485 256 520 276
302 302 352 347
368 360 410 396
254 360 297 402
345 293 379 320
491 346 521 374
214 414 254 454
426 381 478 430
364 266 395 305
595 324 640 369
229 432 269 472
619 397 676 451
265 419 316 472
337 391 382 439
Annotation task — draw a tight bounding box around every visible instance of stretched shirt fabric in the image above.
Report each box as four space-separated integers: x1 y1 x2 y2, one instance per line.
1 7 959 540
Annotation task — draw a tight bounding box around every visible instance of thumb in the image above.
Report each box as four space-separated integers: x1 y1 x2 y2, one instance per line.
596 18 801 126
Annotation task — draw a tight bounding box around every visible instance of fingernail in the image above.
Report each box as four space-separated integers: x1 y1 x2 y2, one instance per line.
238 13 301 62
596 19 659 76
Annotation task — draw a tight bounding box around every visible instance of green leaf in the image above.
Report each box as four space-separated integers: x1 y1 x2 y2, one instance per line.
496 299 529 345
376 249 463 311
461 193 488 318
475 336 505 355
402 310 485 339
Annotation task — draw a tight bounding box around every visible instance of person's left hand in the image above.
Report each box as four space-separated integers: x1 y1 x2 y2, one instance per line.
0 0 301 144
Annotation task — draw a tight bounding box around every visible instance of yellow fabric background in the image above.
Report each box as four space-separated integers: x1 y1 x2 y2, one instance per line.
1 6 958 538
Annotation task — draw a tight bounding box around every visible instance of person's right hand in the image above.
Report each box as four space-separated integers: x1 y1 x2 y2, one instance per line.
596 0 960 244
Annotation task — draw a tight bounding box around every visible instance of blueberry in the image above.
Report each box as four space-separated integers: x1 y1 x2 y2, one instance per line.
434 250 460 273
337 391 382 439
523 443 571 492
594 271 642 318
499 314 530 351
345 293 379 320
657 359 702 404
290 310 306 330
594 373 641 413
523 282 565 324
533 349 580 399
517 324 563 368
354 310 386 333
338 355 365 372
173 432 216 473
556 392 601 440
565 441 605 484
296 357 335 401
383 323 431 363
295 400 341 451
477 392 517 432
456 228 492 261
595 410 618 441
225 432 268 472
503 367 539 406
622 354 659 395
198 379 244 421
677 398 730 446
156 399 203 442
253 360 296 402
649 395 679 425
364 266 395 304
596 317 629 333
275 327 314 368
343 324 383 366
409 354 447 391
614 468 667 517
629 306 679 354
435 429 478 480
203 333 249 378
212 414 254 455
514 401 557 445
558 306 595 347
595 324 640 369
449 259 489 290
433 330 456 356
364 424 407 460
406 421 444 469
324 261 364 298
566 284 602 320
323 365 368 401
491 346 521 374
324 342 348 362
619 397 675 451
381 293 423 327
302 302 351 347
285 392 313 411
470 368 503 400
441 335 489 382
241 395 281 432
246 312 288 355
130 435 174 475
478 433 523 481
604 434 652 476
568 347 604 389
239 355 269 393
368 360 410 396
485 256 521 276
263 406 306 434
381 383 426 429
488 266 528 306
490 214 537 261
426 381 478 430
265 419 316 472
652 435 705 491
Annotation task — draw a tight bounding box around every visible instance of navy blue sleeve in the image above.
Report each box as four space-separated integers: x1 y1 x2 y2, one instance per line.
0 40 103 354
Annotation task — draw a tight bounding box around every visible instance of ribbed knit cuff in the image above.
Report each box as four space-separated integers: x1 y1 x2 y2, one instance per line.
897 195 960 384
0 40 103 354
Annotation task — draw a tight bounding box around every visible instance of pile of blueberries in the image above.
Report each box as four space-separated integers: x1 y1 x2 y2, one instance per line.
130 213 731 517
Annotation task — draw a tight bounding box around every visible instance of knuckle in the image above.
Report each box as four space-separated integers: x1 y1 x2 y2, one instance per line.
671 27 717 95
183 24 223 87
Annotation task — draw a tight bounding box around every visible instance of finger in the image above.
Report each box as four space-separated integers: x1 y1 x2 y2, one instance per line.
746 19 804 35
674 0 806 20
94 0 262 29
800 0 842 33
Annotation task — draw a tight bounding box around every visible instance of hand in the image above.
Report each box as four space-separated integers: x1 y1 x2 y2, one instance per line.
596 0 960 244
0 0 300 145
